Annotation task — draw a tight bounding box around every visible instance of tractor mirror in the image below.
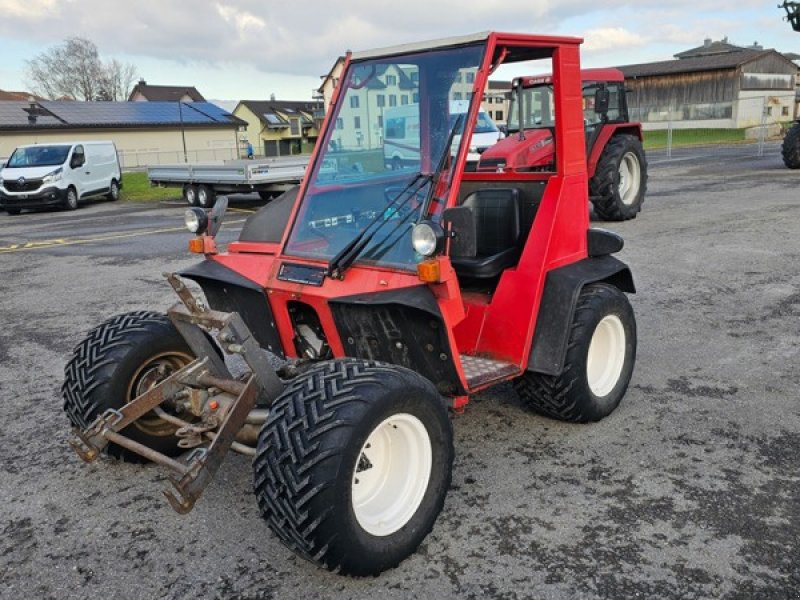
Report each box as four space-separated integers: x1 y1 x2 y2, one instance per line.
594 86 610 117
442 207 476 258
208 195 228 237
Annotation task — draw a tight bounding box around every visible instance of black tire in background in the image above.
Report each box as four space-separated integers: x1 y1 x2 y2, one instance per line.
514 283 636 423
197 184 216 208
590 134 648 221
254 358 454 576
183 184 198 206
62 311 194 462
782 122 800 169
107 179 120 201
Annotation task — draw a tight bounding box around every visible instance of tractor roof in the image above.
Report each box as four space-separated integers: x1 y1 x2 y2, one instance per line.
518 68 625 87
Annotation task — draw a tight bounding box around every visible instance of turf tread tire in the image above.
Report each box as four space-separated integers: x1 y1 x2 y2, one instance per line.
514 284 636 423
782 122 800 169
62 310 192 461
590 134 647 221
253 357 453 576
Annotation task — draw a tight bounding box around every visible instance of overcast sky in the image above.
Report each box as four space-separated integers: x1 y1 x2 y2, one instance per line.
0 0 796 104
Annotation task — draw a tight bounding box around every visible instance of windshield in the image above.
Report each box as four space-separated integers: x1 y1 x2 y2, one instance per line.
6 145 71 168
507 85 555 132
449 111 497 134
285 43 485 270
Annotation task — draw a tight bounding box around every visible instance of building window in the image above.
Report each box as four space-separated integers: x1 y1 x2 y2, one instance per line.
455 73 462 83
466 72 475 83
453 92 462 101
377 115 383 128
495 110 503 121
782 106 790 117
389 95 397 107
413 92 419 103
766 106 773 117
290 118 300 136
401 95 408 105
350 96 360 108
410 71 419 83
354 116 361 129
385 75 397 86
377 94 385 107
336 118 343 129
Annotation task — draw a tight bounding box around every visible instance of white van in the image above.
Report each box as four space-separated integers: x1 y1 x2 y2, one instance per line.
0 141 121 214
383 102 503 169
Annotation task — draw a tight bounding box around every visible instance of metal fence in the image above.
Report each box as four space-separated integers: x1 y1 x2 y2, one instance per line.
631 94 796 159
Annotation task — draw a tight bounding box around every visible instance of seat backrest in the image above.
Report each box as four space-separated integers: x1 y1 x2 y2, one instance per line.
461 188 521 256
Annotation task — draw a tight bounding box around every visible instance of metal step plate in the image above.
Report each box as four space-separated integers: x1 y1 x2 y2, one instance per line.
460 354 520 390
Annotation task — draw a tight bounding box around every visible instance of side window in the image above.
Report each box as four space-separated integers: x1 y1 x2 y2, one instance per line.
70 145 85 168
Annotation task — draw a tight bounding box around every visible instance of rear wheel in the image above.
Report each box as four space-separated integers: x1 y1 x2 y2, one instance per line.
62 311 194 462
183 184 198 206
253 358 453 576
782 122 800 169
107 179 120 201
64 186 79 211
514 283 636 422
197 184 216 208
258 191 276 201
590 135 647 221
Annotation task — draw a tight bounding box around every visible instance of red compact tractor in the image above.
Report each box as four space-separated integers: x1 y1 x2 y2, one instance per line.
64 32 637 575
479 68 647 220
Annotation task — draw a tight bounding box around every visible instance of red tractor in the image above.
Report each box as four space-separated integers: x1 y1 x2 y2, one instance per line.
478 68 648 221
64 32 637 576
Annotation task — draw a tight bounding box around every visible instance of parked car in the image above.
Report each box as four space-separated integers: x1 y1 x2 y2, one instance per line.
0 141 122 214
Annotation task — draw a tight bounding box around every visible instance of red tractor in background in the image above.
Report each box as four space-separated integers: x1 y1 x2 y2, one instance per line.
64 32 638 576
479 68 648 221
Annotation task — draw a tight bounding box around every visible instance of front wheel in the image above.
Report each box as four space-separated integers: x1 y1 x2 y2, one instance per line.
514 283 636 422
253 358 454 576
590 135 647 221
64 187 79 211
782 122 800 169
62 311 195 461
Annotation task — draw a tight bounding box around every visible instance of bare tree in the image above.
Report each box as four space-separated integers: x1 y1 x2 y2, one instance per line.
26 37 138 101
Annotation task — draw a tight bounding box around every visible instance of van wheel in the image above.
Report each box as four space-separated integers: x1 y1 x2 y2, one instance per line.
197 185 216 208
107 179 120 201
183 184 198 206
64 187 79 211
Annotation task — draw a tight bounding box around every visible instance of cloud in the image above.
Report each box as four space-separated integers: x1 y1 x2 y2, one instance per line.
0 0 58 19
581 27 645 52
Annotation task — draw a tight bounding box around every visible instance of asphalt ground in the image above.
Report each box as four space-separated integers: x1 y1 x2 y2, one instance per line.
0 144 798 599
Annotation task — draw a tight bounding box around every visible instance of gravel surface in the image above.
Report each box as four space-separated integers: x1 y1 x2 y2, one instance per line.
0 150 798 599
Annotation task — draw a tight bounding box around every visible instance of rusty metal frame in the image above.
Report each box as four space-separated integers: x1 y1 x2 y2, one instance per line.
68 273 286 514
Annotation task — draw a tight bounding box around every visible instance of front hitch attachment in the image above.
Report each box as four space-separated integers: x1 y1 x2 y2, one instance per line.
68 273 285 514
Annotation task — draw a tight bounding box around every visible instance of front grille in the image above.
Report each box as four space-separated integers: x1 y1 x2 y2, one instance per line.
3 178 42 192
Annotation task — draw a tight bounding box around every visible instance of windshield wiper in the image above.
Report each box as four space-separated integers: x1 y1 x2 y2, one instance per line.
327 173 431 279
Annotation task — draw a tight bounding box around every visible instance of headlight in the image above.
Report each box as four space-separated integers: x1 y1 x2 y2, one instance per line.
43 167 63 184
411 221 444 257
469 145 478 154
184 208 208 234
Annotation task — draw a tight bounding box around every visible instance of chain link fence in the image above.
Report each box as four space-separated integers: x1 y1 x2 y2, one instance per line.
631 94 797 159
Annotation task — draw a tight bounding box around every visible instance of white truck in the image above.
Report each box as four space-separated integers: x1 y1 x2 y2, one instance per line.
147 157 309 207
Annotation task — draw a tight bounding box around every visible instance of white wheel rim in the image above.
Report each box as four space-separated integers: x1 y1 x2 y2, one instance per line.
618 152 641 206
587 315 626 397
352 413 432 537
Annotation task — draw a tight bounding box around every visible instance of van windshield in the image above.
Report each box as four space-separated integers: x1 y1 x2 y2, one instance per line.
6 145 71 168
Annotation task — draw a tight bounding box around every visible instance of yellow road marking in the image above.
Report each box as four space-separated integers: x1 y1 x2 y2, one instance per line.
228 207 257 214
0 219 247 254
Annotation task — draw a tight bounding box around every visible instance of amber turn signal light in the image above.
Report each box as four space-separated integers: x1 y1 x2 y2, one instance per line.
188 238 205 253
417 259 441 283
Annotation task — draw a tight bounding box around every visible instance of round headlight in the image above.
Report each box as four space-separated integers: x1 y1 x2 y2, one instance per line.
184 208 208 234
411 221 444 257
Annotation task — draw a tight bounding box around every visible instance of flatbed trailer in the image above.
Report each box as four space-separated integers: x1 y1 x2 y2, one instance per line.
147 157 308 206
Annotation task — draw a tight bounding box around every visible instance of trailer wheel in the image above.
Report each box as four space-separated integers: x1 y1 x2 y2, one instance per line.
514 283 636 422
590 134 647 221
62 311 194 462
197 184 216 208
254 358 453 576
183 184 198 206
782 122 800 169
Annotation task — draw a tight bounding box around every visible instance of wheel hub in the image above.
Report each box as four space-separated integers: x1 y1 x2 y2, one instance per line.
618 152 641 206
128 352 192 436
351 413 432 537
587 315 626 397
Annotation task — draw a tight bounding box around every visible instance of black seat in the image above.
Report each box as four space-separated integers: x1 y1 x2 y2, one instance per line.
451 188 522 279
